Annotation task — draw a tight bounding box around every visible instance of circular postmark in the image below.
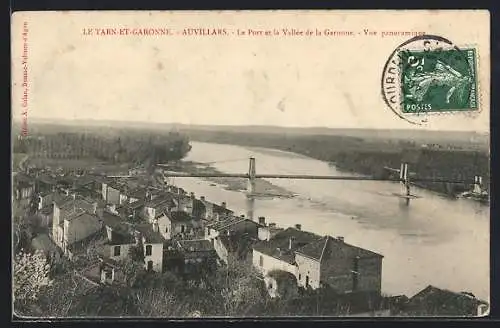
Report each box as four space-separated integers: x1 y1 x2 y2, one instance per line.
381 35 479 125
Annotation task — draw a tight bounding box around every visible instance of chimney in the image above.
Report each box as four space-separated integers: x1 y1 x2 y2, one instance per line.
295 224 302 230
337 236 344 242
200 196 205 201
221 202 226 209
190 192 195 200
269 223 276 228
258 216 266 226
152 219 159 232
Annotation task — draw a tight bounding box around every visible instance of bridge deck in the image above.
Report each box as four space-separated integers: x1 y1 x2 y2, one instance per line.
161 172 472 184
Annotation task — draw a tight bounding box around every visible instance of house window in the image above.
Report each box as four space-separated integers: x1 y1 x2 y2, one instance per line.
147 260 153 271
306 276 310 287
259 255 264 267
113 245 121 256
105 270 112 280
299 274 301 280
181 225 185 233
145 245 152 256
165 226 168 233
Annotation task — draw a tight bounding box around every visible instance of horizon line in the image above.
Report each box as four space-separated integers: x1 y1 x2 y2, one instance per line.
11 116 490 134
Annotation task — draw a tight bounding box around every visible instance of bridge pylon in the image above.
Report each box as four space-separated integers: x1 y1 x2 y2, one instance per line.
247 157 256 197
400 162 411 206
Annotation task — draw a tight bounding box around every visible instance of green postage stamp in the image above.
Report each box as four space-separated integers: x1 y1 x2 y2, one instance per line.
399 46 478 114
381 35 480 125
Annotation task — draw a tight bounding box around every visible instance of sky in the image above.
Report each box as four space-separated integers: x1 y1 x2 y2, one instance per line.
11 11 490 132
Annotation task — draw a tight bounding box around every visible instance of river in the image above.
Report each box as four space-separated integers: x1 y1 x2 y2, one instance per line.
170 141 489 301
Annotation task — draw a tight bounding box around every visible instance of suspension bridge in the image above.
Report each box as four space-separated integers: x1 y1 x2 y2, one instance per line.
153 157 487 206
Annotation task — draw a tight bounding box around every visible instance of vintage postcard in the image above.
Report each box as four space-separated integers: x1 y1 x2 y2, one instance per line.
11 10 490 318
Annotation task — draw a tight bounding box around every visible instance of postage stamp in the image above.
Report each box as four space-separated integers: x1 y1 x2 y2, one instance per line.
400 46 478 113
381 35 480 125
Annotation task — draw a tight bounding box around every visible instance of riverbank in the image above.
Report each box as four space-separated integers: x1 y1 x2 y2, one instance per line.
167 161 295 199
184 132 489 198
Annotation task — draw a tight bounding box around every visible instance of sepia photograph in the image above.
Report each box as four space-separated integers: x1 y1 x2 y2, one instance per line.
11 10 490 318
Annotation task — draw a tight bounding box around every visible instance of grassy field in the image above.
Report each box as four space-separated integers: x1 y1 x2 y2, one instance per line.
27 157 131 174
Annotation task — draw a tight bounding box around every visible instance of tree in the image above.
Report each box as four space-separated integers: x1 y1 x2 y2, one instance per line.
128 242 145 264
211 264 266 316
13 250 52 308
133 287 187 317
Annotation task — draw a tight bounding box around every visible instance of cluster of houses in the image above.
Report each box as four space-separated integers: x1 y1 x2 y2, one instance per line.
13 167 490 316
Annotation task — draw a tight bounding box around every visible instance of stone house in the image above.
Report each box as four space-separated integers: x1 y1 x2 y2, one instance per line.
172 239 218 276
199 198 233 222
143 195 177 223
295 235 383 294
157 211 196 240
100 211 164 273
252 226 318 280
51 196 101 255
252 226 384 296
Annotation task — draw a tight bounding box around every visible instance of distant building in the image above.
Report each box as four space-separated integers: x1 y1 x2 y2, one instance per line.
404 285 489 317
199 198 233 222
13 173 34 200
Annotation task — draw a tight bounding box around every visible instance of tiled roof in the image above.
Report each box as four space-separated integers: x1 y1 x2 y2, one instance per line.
59 197 95 215
126 187 147 199
166 211 193 223
145 195 176 209
67 227 108 253
212 203 234 214
218 233 256 257
177 239 214 252
207 216 256 231
253 227 321 264
101 211 131 232
37 174 58 185
296 236 383 261
134 224 164 244
108 230 136 245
